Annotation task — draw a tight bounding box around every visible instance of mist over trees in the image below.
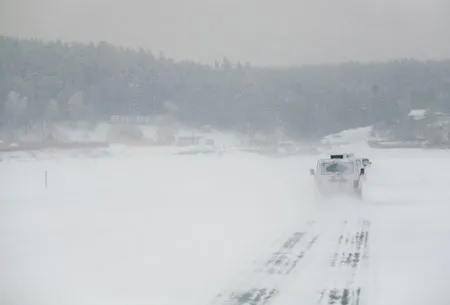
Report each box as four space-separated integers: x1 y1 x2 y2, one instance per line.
1 36 450 138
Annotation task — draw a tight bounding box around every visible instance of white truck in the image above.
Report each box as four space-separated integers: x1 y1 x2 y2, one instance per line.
310 153 366 199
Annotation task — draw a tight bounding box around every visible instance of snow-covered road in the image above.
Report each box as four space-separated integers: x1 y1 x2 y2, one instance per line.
1 147 450 305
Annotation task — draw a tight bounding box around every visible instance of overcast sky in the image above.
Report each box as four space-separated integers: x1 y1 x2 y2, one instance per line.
1 0 449 66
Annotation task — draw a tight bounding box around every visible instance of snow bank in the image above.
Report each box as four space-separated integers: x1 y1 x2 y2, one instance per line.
322 126 373 145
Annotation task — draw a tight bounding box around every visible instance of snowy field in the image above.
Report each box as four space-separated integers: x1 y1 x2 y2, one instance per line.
1 145 450 305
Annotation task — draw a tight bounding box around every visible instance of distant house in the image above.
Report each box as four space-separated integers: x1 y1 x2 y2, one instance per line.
408 109 428 120
401 109 450 144
408 109 448 121
109 115 152 125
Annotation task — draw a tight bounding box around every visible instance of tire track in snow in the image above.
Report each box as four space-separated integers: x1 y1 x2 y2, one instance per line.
210 221 320 305
210 212 371 305
316 219 370 305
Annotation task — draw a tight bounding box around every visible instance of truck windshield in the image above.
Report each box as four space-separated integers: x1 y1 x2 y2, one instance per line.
320 161 354 175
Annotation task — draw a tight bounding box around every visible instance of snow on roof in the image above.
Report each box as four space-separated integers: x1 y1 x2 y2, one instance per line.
408 109 428 120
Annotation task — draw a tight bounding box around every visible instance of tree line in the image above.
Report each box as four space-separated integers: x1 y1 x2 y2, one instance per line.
1 35 450 138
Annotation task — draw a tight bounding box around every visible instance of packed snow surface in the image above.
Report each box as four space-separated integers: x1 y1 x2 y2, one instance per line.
1 145 450 305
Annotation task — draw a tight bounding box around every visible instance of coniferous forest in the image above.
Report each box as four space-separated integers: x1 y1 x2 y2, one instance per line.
1 36 450 139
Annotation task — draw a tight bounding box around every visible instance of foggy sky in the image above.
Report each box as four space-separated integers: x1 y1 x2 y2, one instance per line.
1 0 449 66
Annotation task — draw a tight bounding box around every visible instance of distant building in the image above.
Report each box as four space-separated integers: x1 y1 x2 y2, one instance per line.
403 109 450 144
408 109 428 120
109 115 153 125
